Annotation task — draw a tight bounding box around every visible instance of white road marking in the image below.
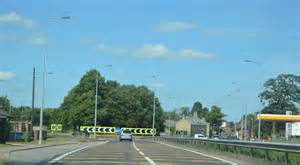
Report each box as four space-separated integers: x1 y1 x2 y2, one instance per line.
133 141 155 165
156 141 237 165
49 141 108 164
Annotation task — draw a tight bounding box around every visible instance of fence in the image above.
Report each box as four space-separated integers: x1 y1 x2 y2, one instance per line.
153 137 300 165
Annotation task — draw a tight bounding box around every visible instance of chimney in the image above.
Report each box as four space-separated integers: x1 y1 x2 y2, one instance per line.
193 111 198 118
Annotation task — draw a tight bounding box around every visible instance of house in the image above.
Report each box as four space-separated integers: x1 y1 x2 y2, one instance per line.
175 111 209 137
0 110 10 143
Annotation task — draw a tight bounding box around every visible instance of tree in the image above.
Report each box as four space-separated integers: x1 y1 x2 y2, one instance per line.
163 109 180 121
205 105 225 135
179 106 190 117
60 69 165 131
0 96 10 112
60 70 105 130
259 74 300 114
202 107 209 118
191 101 202 116
259 74 300 136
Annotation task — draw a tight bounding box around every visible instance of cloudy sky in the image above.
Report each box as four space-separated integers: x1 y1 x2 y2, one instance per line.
0 0 299 121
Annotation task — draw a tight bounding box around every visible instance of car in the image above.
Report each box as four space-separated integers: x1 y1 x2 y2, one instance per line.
226 135 239 140
194 133 207 139
119 129 133 142
211 135 224 140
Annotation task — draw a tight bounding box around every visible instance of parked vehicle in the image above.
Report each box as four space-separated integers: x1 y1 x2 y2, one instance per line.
211 135 224 140
226 135 239 140
194 133 207 139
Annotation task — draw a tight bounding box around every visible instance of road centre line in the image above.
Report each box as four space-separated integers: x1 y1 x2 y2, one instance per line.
156 141 237 165
133 141 155 165
49 141 108 164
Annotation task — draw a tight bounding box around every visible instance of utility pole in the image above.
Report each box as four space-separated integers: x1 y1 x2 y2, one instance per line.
244 104 248 140
31 67 35 125
94 72 98 140
39 55 45 145
152 92 156 136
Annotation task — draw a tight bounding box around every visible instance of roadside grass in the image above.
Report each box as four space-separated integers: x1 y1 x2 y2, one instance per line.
6 133 87 145
0 144 10 148
177 140 300 165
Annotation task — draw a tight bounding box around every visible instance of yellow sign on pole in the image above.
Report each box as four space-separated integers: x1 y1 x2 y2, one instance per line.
50 124 63 132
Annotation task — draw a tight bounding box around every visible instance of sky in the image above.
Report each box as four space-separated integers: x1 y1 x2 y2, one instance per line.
0 0 299 121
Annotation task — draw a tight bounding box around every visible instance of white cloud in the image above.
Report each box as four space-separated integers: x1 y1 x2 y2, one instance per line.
178 49 214 59
134 44 169 58
96 43 127 54
0 12 34 28
133 44 214 59
30 34 47 45
158 21 196 32
0 72 15 81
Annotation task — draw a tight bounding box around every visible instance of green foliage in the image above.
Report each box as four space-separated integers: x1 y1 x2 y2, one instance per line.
259 74 300 114
191 101 209 118
205 105 225 133
259 74 300 136
0 96 10 112
179 106 190 116
60 69 165 131
163 109 180 121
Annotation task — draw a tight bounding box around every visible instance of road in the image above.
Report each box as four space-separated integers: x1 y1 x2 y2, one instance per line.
8 142 94 165
52 139 234 165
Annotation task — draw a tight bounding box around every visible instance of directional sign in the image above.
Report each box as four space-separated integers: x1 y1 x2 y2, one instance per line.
80 126 156 135
50 124 63 132
121 128 156 135
80 126 115 134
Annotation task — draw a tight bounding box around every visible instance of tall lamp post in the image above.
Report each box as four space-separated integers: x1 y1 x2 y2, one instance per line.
151 75 156 137
94 65 112 140
244 59 263 141
39 15 71 145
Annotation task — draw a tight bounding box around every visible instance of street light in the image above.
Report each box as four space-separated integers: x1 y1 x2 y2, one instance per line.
151 75 156 137
244 59 263 141
39 15 71 145
94 65 112 140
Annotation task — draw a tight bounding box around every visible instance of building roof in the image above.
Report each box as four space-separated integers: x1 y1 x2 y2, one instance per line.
0 110 9 119
185 116 206 125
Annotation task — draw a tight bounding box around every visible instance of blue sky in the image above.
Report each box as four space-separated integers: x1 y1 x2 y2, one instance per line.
0 0 299 121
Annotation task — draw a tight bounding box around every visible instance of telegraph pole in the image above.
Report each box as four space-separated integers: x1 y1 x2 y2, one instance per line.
94 72 98 140
31 67 35 125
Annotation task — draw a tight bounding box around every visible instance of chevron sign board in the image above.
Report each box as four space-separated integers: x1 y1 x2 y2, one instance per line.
79 126 156 135
121 127 156 135
80 126 115 134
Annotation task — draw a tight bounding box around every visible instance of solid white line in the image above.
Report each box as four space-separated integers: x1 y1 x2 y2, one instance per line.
133 141 155 165
49 141 108 164
156 141 237 165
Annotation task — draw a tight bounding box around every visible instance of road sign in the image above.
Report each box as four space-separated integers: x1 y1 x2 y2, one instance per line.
50 124 62 132
79 126 156 135
121 127 156 135
80 126 115 134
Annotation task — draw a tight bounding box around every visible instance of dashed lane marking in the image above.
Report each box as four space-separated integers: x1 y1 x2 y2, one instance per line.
133 141 156 165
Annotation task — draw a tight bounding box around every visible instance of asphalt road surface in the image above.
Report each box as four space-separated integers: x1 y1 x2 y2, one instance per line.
52 139 234 165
